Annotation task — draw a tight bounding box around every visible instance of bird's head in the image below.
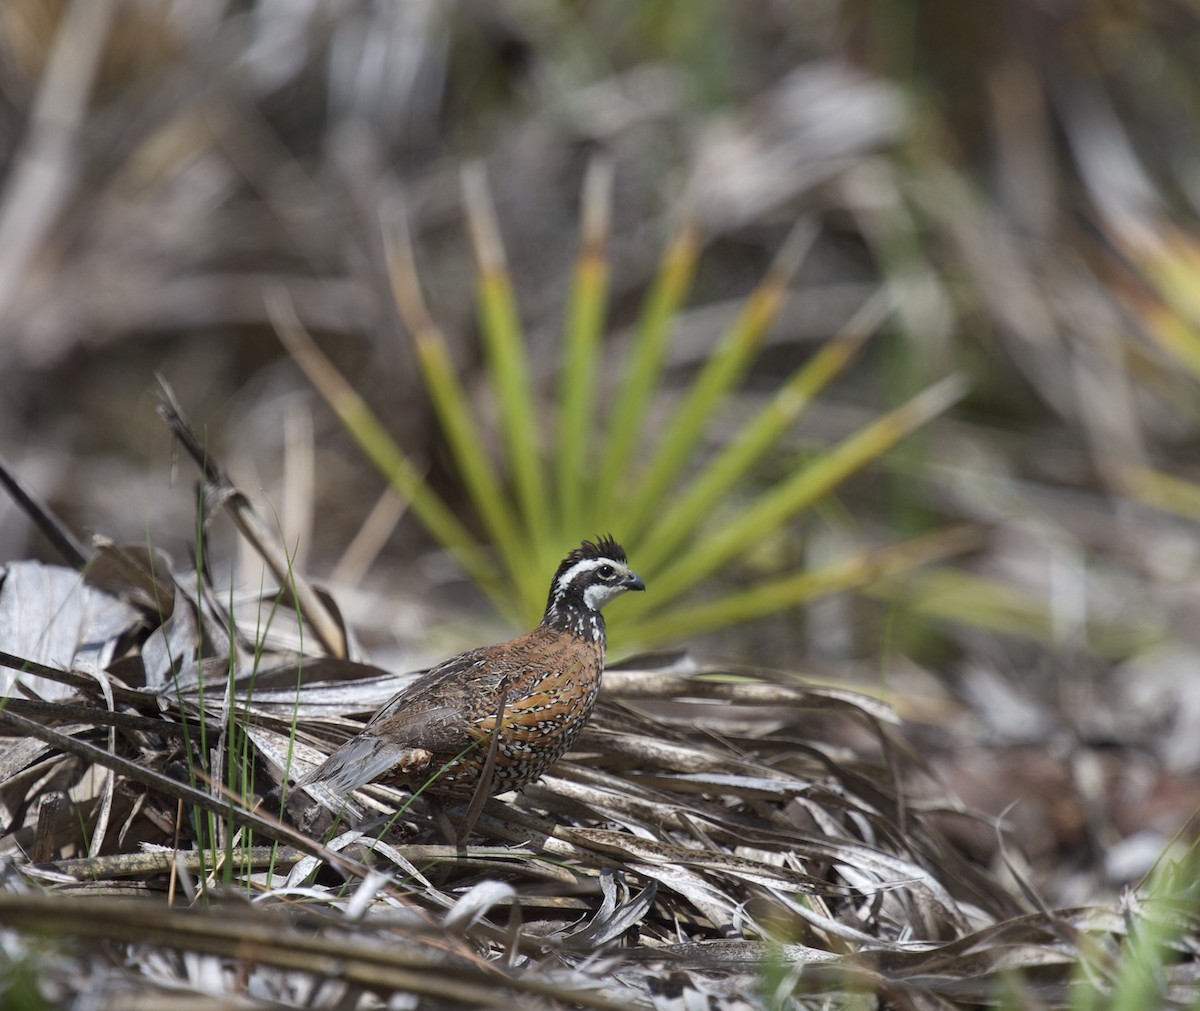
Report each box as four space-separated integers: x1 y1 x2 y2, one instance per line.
542 535 644 633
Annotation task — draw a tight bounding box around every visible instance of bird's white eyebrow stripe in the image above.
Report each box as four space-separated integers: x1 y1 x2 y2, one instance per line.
553 558 617 598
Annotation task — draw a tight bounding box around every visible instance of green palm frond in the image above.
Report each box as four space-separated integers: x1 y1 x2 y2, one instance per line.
281 163 967 645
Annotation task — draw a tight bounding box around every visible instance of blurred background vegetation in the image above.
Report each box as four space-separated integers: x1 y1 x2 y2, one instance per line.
2 0 1200 905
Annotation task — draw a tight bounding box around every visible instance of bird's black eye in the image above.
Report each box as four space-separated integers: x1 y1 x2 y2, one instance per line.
597 564 615 579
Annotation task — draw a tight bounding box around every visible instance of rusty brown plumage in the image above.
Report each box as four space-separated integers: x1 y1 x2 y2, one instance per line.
302 537 644 800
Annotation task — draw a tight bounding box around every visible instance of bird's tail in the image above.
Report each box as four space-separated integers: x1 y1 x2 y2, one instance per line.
299 736 395 796
298 734 432 796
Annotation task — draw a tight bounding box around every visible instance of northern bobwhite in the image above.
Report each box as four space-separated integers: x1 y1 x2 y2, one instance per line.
301 536 644 799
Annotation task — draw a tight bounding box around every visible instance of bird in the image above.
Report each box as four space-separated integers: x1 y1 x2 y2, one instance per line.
300 535 644 801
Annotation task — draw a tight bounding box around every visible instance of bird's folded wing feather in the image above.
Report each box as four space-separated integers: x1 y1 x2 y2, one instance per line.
365 645 492 727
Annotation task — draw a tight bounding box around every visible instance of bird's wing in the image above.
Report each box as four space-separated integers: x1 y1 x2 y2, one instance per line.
364 646 492 728
300 646 499 794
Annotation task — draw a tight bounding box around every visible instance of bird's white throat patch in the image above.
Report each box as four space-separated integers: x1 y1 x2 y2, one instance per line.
582 582 623 611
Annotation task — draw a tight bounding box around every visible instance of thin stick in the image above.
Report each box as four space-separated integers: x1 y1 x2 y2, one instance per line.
155 377 348 659
0 453 89 568
457 678 510 845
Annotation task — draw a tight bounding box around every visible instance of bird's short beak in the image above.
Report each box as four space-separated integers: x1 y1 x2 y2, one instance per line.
624 571 646 592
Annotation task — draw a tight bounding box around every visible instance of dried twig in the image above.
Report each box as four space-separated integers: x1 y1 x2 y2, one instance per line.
155 377 348 659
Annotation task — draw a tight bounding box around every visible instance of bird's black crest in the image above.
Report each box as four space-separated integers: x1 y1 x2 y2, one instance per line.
564 534 626 567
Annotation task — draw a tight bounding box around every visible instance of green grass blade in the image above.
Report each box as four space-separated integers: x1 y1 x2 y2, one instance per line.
635 291 888 576
620 220 817 540
865 566 1160 658
556 159 612 536
384 209 536 610
873 566 1058 640
1106 846 1200 1011
643 374 967 606
463 164 550 549
1127 231 1200 383
618 528 976 647
267 289 512 620
592 218 702 523
1144 310 1200 383
1126 467 1200 521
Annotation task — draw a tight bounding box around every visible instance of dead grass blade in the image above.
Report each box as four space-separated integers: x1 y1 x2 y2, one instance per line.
156 379 348 659
0 704 369 881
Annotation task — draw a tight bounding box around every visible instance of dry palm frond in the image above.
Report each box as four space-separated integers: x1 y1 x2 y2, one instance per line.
2 418 1197 1009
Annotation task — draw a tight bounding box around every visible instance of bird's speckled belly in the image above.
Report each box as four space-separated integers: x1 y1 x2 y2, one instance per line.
424 650 603 798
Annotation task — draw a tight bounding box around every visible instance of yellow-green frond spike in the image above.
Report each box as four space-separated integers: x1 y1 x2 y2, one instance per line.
592 219 703 522
864 567 1159 658
619 528 977 648
620 220 818 541
1125 467 1200 522
644 374 968 606
383 207 537 609
463 164 550 545
557 159 613 536
266 289 511 619
1139 303 1200 383
635 291 889 576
